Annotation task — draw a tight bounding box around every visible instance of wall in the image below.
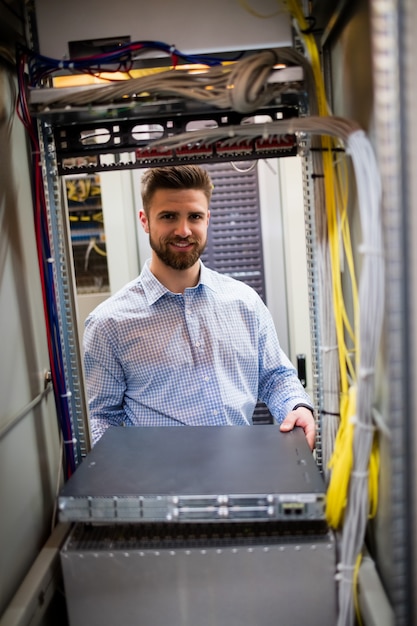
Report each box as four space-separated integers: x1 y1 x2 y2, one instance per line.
0 61 62 619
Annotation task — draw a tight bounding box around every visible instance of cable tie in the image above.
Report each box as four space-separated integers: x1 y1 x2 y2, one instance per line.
351 470 369 479
47 257 54 263
63 437 78 445
358 243 384 257
321 409 341 417
310 147 345 153
58 61 64 69
319 345 338 352
372 407 391 439
335 573 356 584
350 416 375 432
337 563 355 571
60 391 72 398
169 45 176 53
335 562 355 583
359 366 375 379
68 62 74 70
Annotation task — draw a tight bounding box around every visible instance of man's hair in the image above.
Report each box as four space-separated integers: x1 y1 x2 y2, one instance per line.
141 165 213 215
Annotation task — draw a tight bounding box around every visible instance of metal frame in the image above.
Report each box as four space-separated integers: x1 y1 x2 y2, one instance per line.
33 101 301 175
301 148 323 471
39 120 90 463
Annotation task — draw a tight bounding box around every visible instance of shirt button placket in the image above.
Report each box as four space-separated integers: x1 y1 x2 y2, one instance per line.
184 297 201 357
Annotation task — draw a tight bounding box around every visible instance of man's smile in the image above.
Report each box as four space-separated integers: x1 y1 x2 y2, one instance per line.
169 239 195 249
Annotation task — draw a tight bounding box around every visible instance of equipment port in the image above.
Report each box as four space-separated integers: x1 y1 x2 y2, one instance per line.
175 144 213 158
281 502 305 516
135 147 174 163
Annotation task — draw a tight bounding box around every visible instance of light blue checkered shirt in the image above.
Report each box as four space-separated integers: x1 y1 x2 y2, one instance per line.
84 260 312 444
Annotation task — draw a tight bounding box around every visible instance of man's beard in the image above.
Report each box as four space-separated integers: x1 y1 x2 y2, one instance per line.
149 233 207 270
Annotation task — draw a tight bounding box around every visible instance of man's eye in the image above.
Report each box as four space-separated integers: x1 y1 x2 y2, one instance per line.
190 214 202 220
161 214 175 220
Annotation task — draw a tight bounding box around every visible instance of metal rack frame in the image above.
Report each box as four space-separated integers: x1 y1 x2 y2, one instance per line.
34 80 322 468
38 120 90 463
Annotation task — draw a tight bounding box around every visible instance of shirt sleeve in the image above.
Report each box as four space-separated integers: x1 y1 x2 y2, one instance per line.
256 300 313 422
83 314 127 445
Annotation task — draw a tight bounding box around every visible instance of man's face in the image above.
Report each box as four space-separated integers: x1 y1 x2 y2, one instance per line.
140 188 210 270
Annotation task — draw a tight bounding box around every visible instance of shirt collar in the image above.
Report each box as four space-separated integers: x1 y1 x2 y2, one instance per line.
140 259 218 305
198 261 218 293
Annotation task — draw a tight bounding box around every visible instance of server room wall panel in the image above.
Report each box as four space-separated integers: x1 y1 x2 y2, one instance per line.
0 64 62 616
326 1 374 132
404 4 417 622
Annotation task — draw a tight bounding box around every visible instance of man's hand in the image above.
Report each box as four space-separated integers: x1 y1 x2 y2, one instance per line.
279 406 316 450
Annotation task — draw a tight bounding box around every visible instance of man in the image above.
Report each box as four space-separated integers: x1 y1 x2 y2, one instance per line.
84 165 316 448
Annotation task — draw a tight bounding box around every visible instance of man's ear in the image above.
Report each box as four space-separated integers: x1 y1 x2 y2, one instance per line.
139 210 149 233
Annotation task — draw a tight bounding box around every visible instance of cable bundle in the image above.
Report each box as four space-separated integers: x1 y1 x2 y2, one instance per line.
27 46 307 114
16 51 77 480
142 116 360 149
255 7 382 623
334 130 384 626
26 40 235 85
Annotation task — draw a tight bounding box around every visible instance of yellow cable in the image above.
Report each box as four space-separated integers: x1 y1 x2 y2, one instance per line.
368 434 380 519
323 143 351 394
283 0 379 530
335 154 359 349
286 0 356 390
326 385 355 528
92 243 107 257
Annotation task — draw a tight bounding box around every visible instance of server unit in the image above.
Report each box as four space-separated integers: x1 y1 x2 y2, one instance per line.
59 426 337 625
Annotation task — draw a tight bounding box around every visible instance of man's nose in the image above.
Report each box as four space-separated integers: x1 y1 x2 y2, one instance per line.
174 219 192 237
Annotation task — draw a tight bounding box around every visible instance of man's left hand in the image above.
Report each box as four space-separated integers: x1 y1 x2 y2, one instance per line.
279 407 316 450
